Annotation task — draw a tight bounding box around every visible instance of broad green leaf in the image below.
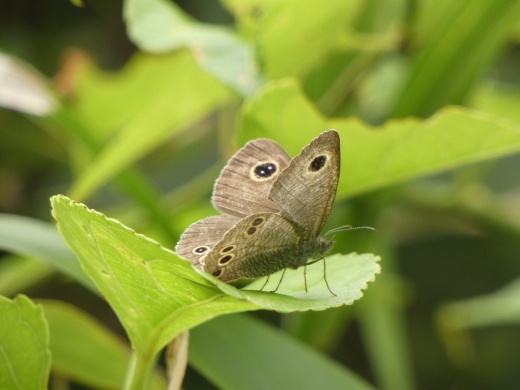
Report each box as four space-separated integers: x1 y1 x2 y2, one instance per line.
51 195 258 355
69 50 231 200
471 83 520 124
0 213 96 292
52 194 379 388
258 0 363 78
52 195 379 324
190 313 377 390
0 295 50 390
392 0 520 117
240 79 520 197
41 300 166 390
233 253 380 312
124 0 262 96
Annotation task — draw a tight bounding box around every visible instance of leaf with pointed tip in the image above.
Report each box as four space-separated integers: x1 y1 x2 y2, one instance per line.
51 195 379 356
240 79 520 197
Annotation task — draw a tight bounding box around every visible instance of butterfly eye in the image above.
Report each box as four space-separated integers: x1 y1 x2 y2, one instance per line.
193 246 209 255
251 161 279 181
218 254 235 265
309 155 328 172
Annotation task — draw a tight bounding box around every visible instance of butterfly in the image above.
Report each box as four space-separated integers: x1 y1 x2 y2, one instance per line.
176 130 344 294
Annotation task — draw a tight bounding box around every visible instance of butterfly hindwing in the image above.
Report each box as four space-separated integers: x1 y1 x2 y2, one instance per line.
202 213 307 282
212 139 291 218
268 130 340 239
175 215 241 269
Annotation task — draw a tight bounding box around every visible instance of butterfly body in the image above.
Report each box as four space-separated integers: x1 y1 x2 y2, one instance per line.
176 130 340 286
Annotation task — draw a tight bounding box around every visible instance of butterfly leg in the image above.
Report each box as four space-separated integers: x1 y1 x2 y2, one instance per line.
305 257 336 296
260 275 271 291
271 268 287 293
304 264 308 293
322 258 336 296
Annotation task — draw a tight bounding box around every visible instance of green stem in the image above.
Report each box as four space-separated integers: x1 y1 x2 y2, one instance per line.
124 349 157 390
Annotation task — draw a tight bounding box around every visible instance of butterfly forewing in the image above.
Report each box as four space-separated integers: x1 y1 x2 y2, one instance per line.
268 130 340 239
175 215 241 269
212 139 291 218
202 213 306 282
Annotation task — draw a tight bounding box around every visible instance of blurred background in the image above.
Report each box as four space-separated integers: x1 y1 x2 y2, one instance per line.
2 1 520 389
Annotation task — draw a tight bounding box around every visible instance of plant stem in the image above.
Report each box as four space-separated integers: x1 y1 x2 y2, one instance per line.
124 348 157 390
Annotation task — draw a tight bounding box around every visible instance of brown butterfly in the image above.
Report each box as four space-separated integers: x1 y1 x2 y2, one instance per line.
176 130 365 294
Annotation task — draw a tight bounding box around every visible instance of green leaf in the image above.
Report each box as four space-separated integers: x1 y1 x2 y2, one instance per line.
228 253 380 312
124 0 262 96
392 0 520 117
190 313 377 390
52 194 379 324
51 195 380 386
69 50 231 200
41 300 166 390
51 195 258 355
0 295 50 390
258 0 363 78
0 213 96 292
240 79 520 197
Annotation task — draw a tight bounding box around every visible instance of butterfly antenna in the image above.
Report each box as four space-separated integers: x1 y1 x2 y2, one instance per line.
324 225 376 236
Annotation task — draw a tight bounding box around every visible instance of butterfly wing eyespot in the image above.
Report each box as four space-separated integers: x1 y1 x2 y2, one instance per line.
309 155 328 172
268 130 340 239
193 246 209 255
245 226 257 237
243 215 267 237
218 254 235 265
179 130 342 293
251 161 279 182
251 217 265 226
219 245 236 254
212 139 291 217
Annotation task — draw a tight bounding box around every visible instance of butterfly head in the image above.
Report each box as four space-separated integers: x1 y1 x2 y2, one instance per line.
315 236 335 257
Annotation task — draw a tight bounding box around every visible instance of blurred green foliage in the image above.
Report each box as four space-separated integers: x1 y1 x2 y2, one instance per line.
2 0 520 389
